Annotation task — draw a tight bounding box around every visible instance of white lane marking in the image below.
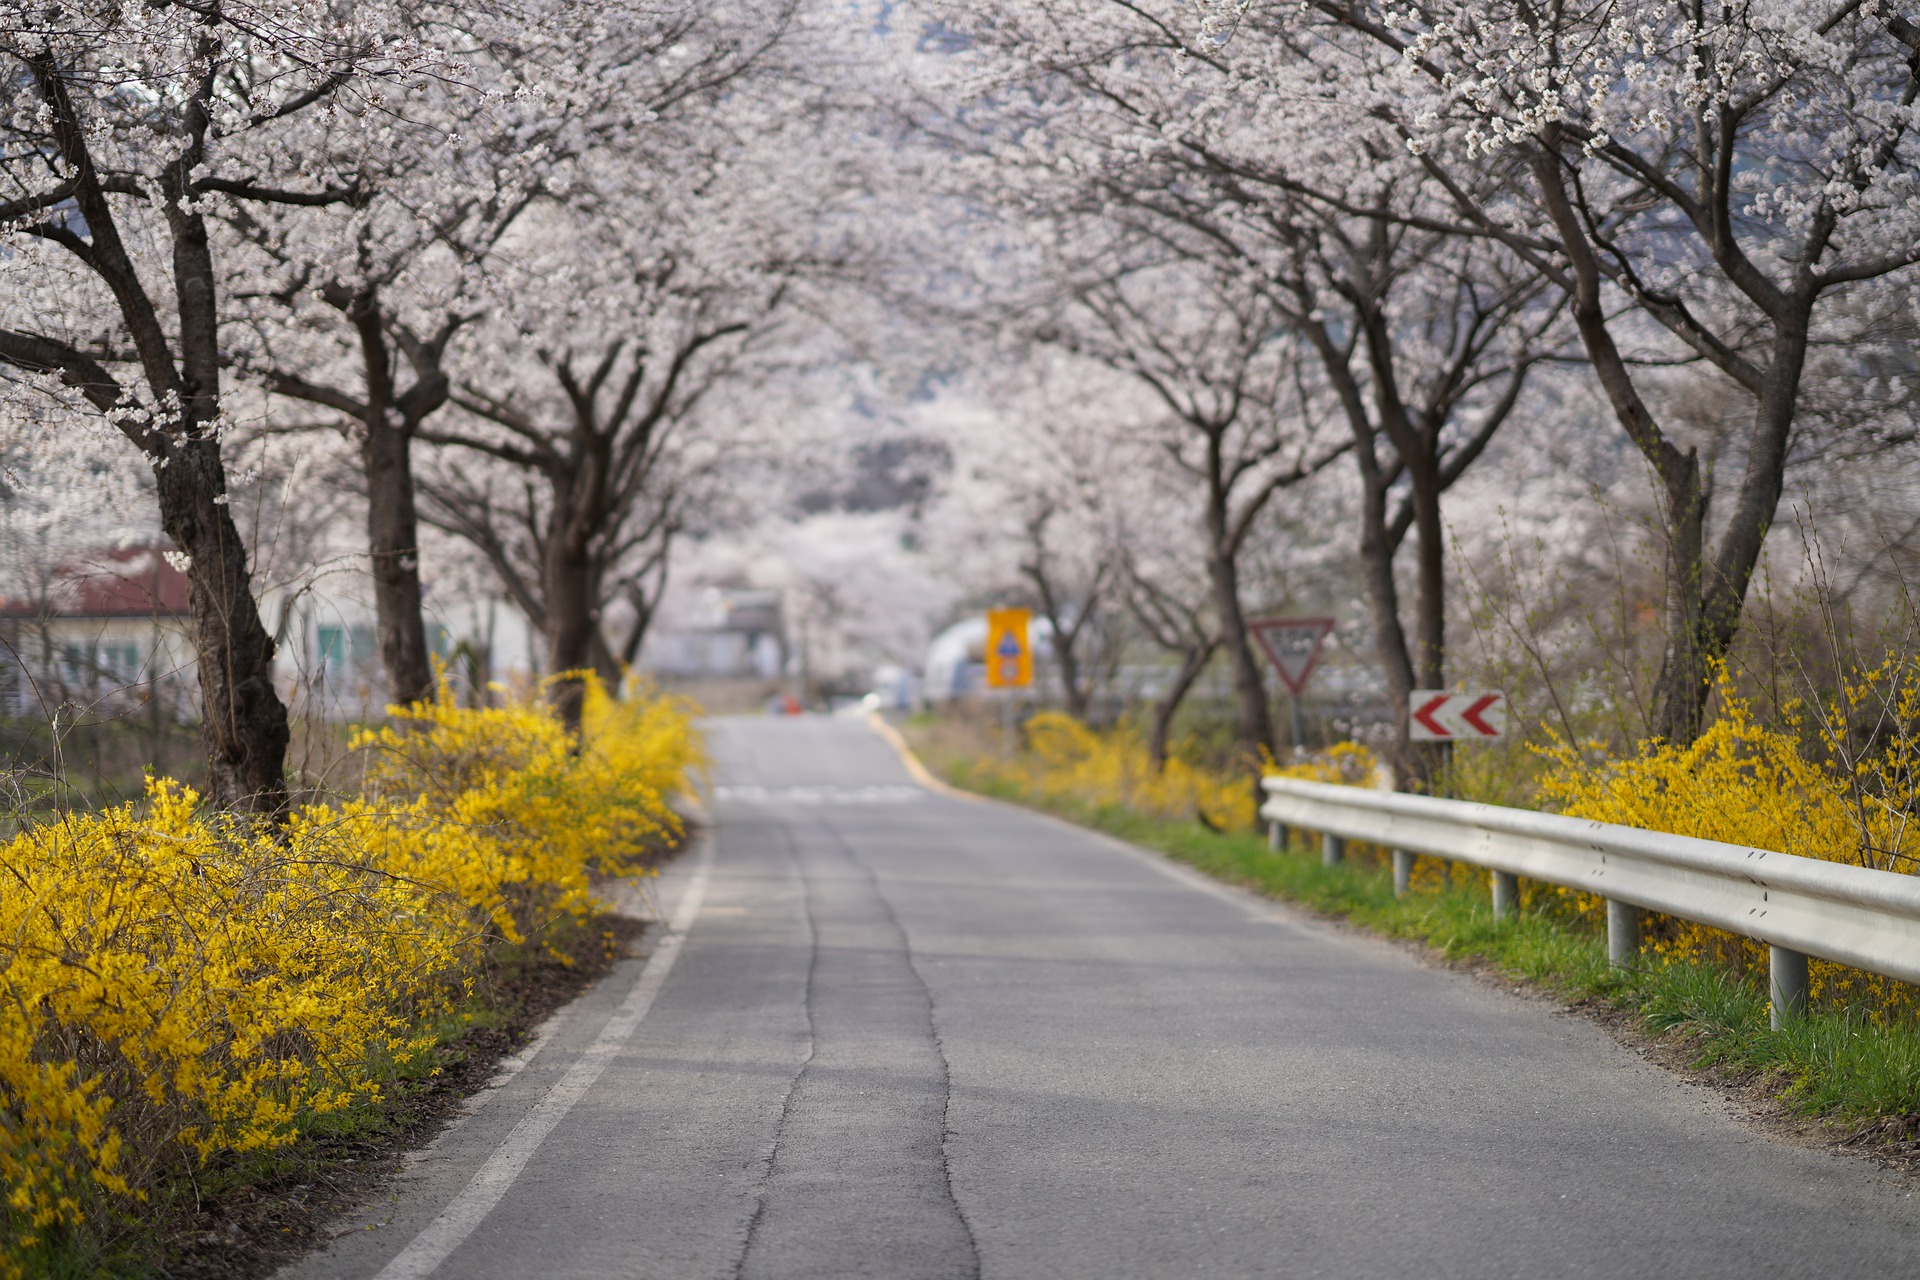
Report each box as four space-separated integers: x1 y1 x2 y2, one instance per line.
372 838 715 1280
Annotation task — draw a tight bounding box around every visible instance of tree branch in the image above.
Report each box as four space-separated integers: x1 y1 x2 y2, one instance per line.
0 328 129 414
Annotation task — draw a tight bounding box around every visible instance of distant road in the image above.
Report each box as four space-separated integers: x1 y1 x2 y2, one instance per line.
285 716 1917 1279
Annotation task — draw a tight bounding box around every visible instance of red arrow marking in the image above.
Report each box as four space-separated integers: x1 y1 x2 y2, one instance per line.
1460 695 1500 736
1413 694 1451 738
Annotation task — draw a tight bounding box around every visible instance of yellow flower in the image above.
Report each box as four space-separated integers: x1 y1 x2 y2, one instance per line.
0 676 697 1263
1539 664 1920 1012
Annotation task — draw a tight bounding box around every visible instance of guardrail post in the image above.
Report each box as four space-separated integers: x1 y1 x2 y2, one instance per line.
1606 900 1640 967
1392 849 1414 897
1491 870 1519 921
1322 833 1345 867
1268 821 1288 852
1769 946 1809 1029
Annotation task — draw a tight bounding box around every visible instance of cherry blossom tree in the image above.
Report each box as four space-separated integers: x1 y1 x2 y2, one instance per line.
0 1 463 809
235 1 793 709
1043 263 1347 757
407 24 832 723
1198 0 1920 741
914 0 1573 779
416 293 770 726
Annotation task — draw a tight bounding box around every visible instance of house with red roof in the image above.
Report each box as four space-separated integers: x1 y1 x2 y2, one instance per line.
0 547 197 715
0 544 543 722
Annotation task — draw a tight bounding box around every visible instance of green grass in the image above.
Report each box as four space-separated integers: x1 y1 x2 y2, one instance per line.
941 757 1920 1128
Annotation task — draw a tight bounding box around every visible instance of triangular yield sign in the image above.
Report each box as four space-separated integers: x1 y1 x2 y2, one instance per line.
1247 616 1335 696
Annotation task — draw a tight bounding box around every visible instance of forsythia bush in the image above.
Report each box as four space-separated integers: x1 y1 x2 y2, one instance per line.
1541 665 1920 1012
0 678 697 1272
979 712 1258 829
355 676 699 945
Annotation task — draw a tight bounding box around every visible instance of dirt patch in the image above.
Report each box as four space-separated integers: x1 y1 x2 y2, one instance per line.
149 909 649 1280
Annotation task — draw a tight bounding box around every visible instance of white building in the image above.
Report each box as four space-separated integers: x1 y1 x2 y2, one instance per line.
922 613 1057 704
640 586 785 679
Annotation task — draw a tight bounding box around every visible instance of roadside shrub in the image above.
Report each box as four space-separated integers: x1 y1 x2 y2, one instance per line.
0 678 697 1275
976 712 1257 830
1540 666 1920 1017
354 675 699 945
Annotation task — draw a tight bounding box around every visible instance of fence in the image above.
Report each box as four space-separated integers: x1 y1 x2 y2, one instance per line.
1260 776 1920 1028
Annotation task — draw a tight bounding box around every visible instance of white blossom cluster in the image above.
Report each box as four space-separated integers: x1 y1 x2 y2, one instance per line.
4 0 1919 736
880 0 1920 744
1 0 839 668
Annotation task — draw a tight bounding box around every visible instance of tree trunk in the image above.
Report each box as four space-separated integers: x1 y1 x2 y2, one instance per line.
1209 547 1273 760
348 291 443 710
1148 640 1217 771
1668 302 1813 739
1648 448 1708 742
1313 313 1429 786
1647 311 1804 744
1407 464 1445 689
544 545 599 729
1053 621 1092 720
1354 464 1419 783
158 437 291 814
1023 529 1104 722
1530 137 1809 747
364 407 435 707
264 316 441 711
160 68 290 814
1406 454 1451 786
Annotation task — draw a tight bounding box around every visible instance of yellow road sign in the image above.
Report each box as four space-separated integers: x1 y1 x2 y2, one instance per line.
984 607 1032 689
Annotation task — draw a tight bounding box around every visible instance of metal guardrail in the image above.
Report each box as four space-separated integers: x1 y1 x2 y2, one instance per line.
1260 775 1920 1028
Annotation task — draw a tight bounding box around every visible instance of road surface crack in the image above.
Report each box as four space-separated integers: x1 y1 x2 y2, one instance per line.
826 817 983 1280
731 823 817 1280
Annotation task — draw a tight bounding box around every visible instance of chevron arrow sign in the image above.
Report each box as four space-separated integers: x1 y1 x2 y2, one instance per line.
1408 690 1508 742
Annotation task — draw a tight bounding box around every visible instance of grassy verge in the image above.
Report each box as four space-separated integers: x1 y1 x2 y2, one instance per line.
931 748 1920 1145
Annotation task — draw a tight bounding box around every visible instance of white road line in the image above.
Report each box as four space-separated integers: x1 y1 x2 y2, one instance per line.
372 838 715 1280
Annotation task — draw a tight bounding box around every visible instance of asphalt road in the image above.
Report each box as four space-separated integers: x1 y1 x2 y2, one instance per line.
285 716 1919 1279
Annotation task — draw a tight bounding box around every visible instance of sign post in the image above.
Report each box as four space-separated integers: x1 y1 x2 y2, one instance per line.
1248 617 1335 750
985 608 1032 756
